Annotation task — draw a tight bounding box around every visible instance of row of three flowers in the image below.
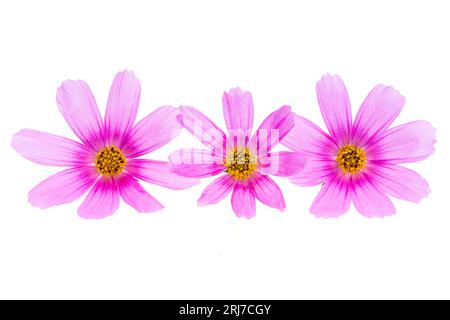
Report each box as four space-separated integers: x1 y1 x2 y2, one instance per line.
11 71 436 219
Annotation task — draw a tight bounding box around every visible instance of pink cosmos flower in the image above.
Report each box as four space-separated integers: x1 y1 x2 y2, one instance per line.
169 88 307 218
283 74 436 218
11 71 198 219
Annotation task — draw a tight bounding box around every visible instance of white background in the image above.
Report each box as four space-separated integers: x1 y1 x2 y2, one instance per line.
0 0 449 299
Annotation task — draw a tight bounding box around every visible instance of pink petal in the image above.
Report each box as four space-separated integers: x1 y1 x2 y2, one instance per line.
178 106 227 152
122 106 181 158
78 178 120 219
310 174 351 218
289 156 337 186
370 165 430 203
11 129 92 166
104 70 140 146
259 151 307 177
231 183 256 218
169 149 224 178
198 174 235 206
282 114 338 156
352 85 405 147
126 159 200 190
249 105 294 156
222 88 254 143
316 74 352 144
56 80 104 151
351 175 396 218
366 121 436 164
118 173 163 213
251 174 285 210
29 167 98 209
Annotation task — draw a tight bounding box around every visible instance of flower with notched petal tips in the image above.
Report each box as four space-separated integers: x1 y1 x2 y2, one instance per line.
12 71 199 219
169 88 307 218
283 74 436 218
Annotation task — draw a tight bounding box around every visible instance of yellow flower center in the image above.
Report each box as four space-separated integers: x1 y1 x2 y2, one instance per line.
225 147 257 181
95 146 127 177
336 144 366 174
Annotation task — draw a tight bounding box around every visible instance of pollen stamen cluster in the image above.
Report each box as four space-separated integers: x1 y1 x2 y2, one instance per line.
225 147 257 181
336 144 366 174
95 146 126 177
